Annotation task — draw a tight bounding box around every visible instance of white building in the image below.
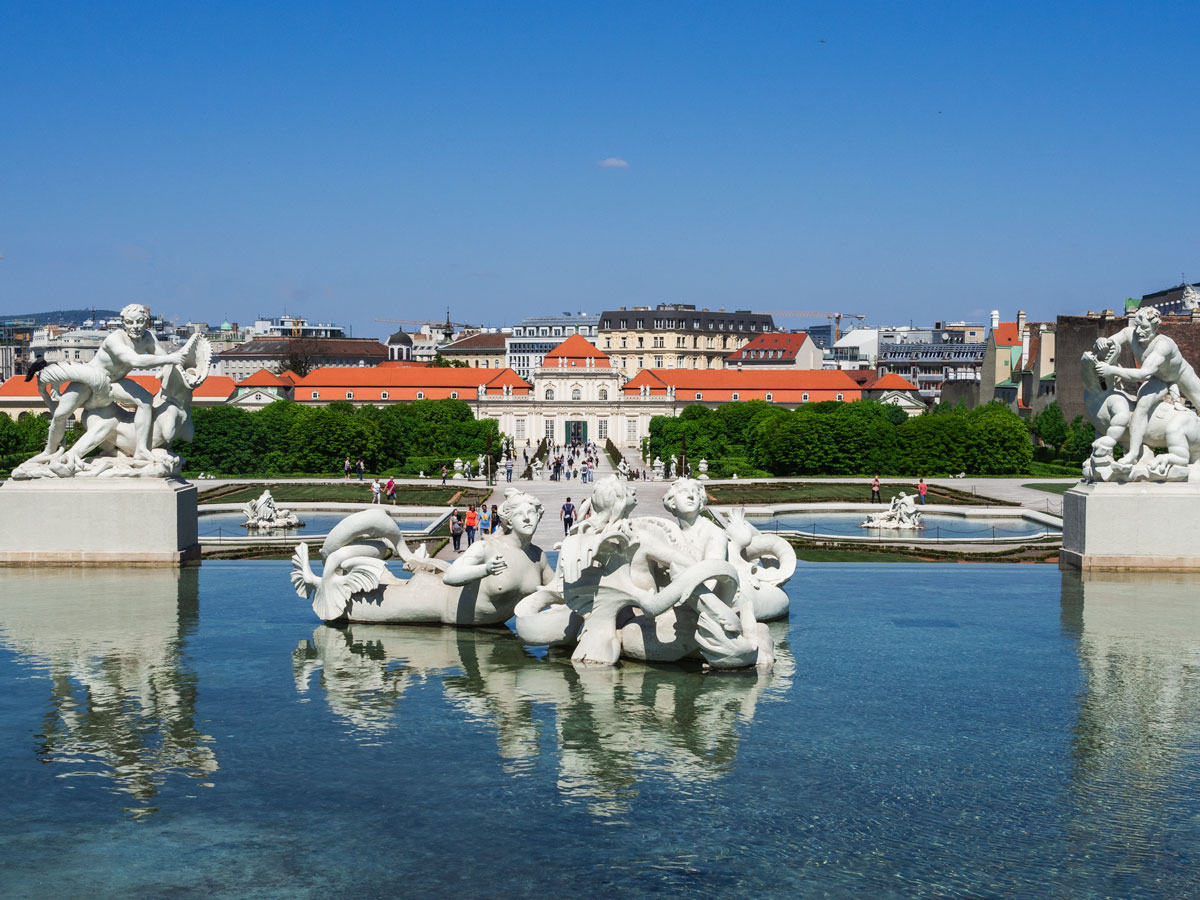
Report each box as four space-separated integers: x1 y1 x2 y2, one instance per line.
505 312 600 380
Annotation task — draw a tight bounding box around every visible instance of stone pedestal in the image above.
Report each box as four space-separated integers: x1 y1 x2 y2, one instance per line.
0 478 199 565
1061 481 1200 572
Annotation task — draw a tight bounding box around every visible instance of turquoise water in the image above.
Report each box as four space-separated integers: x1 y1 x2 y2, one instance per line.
1 563 1197 898
197 512 434 537
750 512 1059 539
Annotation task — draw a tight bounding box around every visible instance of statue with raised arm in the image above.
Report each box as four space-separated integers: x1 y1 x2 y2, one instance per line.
1092 307 1200 466
1081 310 1200 482
13 304 209 479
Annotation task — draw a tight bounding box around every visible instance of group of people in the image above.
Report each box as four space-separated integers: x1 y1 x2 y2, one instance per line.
369 477 398 505
343 457 366 480
448 502 502 551
545 439 600 482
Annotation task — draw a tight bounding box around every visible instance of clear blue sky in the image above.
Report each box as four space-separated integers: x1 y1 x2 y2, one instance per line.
2 1 1197 338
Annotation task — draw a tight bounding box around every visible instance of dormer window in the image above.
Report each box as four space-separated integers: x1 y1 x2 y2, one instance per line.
451 391 458 399
731 392 739 401
765 392 773 402
801 393 809 402
311 390 319 400
381 391 389 400
416 391 424 399
346 391 354 400
695 392 703 400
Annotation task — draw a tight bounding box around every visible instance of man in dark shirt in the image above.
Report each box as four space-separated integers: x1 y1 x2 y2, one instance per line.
560 497 575 534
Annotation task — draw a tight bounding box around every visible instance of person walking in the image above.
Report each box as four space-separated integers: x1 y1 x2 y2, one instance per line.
370 478 382 504
385 476 396 505
490 503 500 534
505 458 514 482
871 476 882 503
918 478 927 505
441 464 448 486
356 458 365 481
478 504 492 536
465 504 478 546
344 456 352 480
449 509 463 551
560 497 575 534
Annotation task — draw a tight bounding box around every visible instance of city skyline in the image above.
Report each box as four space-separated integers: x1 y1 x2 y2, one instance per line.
2 1 1197 340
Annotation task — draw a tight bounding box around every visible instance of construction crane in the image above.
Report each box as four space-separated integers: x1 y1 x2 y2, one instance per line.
375 309 479 341
765 311 866 342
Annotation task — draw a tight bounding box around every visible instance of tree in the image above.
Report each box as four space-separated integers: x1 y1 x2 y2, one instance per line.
1030 402 1069 453
431 353 468 368
281 338 321 377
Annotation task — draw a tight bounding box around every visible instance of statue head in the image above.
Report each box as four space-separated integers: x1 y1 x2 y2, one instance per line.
588 475 637 526
663 478 706 519
120 303 151 339
499 489 543 540
1133 306 1161 341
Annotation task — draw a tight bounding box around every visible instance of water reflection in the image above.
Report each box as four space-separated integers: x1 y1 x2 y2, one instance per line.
1061 570 1200 892
0 568 217 815
293 623 792 817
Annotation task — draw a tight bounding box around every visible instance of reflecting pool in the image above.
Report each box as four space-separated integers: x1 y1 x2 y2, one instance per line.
1 563 1198 899
197 511 434 538
748 512 1059 540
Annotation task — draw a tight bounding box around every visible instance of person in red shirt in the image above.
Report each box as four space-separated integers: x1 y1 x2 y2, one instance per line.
918 478 927 505
465 504 479 546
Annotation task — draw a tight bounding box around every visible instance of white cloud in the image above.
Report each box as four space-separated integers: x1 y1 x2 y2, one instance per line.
597 157 629 168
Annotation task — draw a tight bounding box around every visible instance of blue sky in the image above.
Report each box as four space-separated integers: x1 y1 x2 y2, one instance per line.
2 1 1197 338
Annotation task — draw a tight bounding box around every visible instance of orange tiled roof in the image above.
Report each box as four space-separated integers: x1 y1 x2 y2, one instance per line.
294 365 531 402
992 322 1020 346
868 373 919 391
541 334 610 367
621 368 861 402
727 332 810 361
238 368 289 387
0 373 235 401
376 359 430 368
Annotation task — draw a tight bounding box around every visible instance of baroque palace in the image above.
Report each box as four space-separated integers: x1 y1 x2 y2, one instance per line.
0 334 921 450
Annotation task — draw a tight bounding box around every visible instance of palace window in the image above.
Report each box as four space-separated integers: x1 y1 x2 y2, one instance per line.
731 392 739 401
346 391 354 400
836 393 844 401
626 419 637 441
765 392 773 402
516 418 526 439
544 418 555 440
654 356 663 367
598 419 608 440
545 388 555 401
571 388 581 400
381 391 389 400
695 392 702 400
416 391 424 399
598 388 608 401
311 390 319 400
802 393 809 402
451 391 458 399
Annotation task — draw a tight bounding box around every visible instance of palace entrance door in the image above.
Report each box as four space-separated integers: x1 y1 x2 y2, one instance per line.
565 420 587 443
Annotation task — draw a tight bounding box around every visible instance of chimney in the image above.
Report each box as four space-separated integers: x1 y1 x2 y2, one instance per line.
1016 310 1026 335
990 310 999 330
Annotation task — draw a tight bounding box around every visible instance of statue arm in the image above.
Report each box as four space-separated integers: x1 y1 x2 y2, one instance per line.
1100 344 1166 383
105 334 184 369
443 544 501 586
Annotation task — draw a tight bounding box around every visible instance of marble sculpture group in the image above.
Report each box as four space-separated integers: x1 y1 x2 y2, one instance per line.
290 476 796 670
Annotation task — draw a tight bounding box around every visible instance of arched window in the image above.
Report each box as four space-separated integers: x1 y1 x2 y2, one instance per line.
598 388 608 401
571 388 581 401
695 392 703 401
801 393 809 402
346 391 354 400
416 391 424 400
731 392 739 401
545 388 555 401
381 391 389 400
765 392 773 402
451 391 458 399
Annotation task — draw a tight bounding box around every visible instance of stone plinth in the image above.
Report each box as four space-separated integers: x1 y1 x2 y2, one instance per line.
0 478 199 565
1061 481 1200 572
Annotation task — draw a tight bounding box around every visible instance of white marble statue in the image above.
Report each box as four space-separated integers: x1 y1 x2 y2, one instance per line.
668 454 678 479
1082 309 1200 482
242 489 303 530
617 458 631 480
13 304 210 480
860 492 924 530
652 456 665 480
290 489 555 625
290 476 796 671
697 458 709 480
